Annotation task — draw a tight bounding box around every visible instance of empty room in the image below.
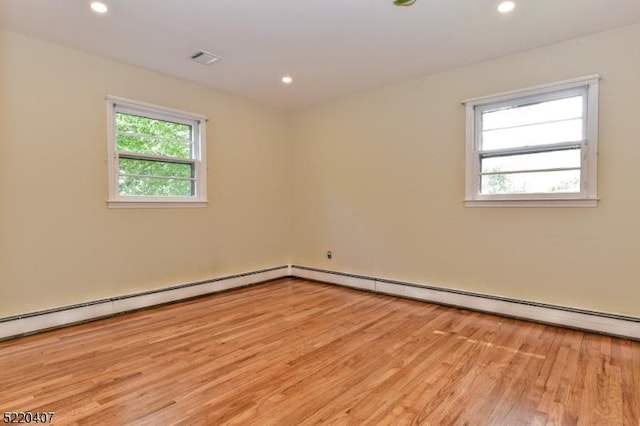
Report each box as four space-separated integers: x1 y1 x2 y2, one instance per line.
1 0 639 424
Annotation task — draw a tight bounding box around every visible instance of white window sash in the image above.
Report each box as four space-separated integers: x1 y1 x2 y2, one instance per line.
106 95 208 207
464 75 599 207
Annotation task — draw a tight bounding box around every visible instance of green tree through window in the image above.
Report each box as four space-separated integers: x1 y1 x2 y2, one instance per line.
115 113 195 197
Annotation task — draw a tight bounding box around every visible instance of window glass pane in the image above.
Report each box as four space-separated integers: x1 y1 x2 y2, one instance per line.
119 158 193 178
482 96 583 130
481 148 580 173
481 170 580 195
117 134 192 159
481 118 582 150
115 112 193 159
115 113 191 142
118 176 194 197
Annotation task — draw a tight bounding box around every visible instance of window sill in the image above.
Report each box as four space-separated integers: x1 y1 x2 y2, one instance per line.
107 200 209 209
464 198 598 208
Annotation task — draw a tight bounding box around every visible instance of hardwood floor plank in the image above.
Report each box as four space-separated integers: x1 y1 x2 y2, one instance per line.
0 278 638 425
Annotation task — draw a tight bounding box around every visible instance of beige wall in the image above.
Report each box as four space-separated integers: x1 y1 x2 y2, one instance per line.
291 23 640 317
0 31 291 317
3 23 640 320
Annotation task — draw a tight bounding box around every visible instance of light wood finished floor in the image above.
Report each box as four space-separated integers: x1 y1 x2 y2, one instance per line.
1 278 638 425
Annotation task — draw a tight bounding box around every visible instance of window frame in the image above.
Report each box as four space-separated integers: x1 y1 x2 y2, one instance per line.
106 95 208 208
463 75 600 208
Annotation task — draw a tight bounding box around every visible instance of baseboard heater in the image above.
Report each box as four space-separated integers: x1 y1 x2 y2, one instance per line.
2 264 638 341
291 265 640 341
0 266 289 340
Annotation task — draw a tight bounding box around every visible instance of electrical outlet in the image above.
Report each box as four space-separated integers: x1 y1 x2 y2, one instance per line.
327 250 332 260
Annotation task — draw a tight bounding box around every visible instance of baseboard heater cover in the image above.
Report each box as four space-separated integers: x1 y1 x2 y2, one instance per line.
0 266 289 340
291 265 640 340
3 265 637 341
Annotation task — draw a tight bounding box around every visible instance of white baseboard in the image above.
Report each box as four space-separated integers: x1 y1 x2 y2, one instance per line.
0 266 289 340
293 267 375 292
4 265 637 341
291 266 640 340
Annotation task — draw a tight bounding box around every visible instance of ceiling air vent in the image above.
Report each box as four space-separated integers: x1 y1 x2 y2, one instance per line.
190 50 222 65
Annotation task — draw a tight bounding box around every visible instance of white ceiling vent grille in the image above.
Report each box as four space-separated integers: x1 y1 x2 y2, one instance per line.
190 50 222 65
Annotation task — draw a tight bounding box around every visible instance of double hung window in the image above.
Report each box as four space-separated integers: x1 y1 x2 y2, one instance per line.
464 76 599 207
106 96 207 207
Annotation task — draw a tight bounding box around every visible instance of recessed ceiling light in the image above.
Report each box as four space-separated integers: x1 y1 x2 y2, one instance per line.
497 1 515 13
90 2 108 13
282 76 293 84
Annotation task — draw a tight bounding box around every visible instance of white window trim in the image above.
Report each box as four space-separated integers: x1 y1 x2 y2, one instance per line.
106 95 208 208
462 75 600 208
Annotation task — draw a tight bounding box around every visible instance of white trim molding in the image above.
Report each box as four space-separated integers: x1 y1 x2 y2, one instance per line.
290 266 640 340
464 198 598 208
107 200 209 209
0 266 288 340
461 74 601 106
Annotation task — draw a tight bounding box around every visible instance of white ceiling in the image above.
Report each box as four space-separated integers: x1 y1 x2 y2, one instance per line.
2 0 640 109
